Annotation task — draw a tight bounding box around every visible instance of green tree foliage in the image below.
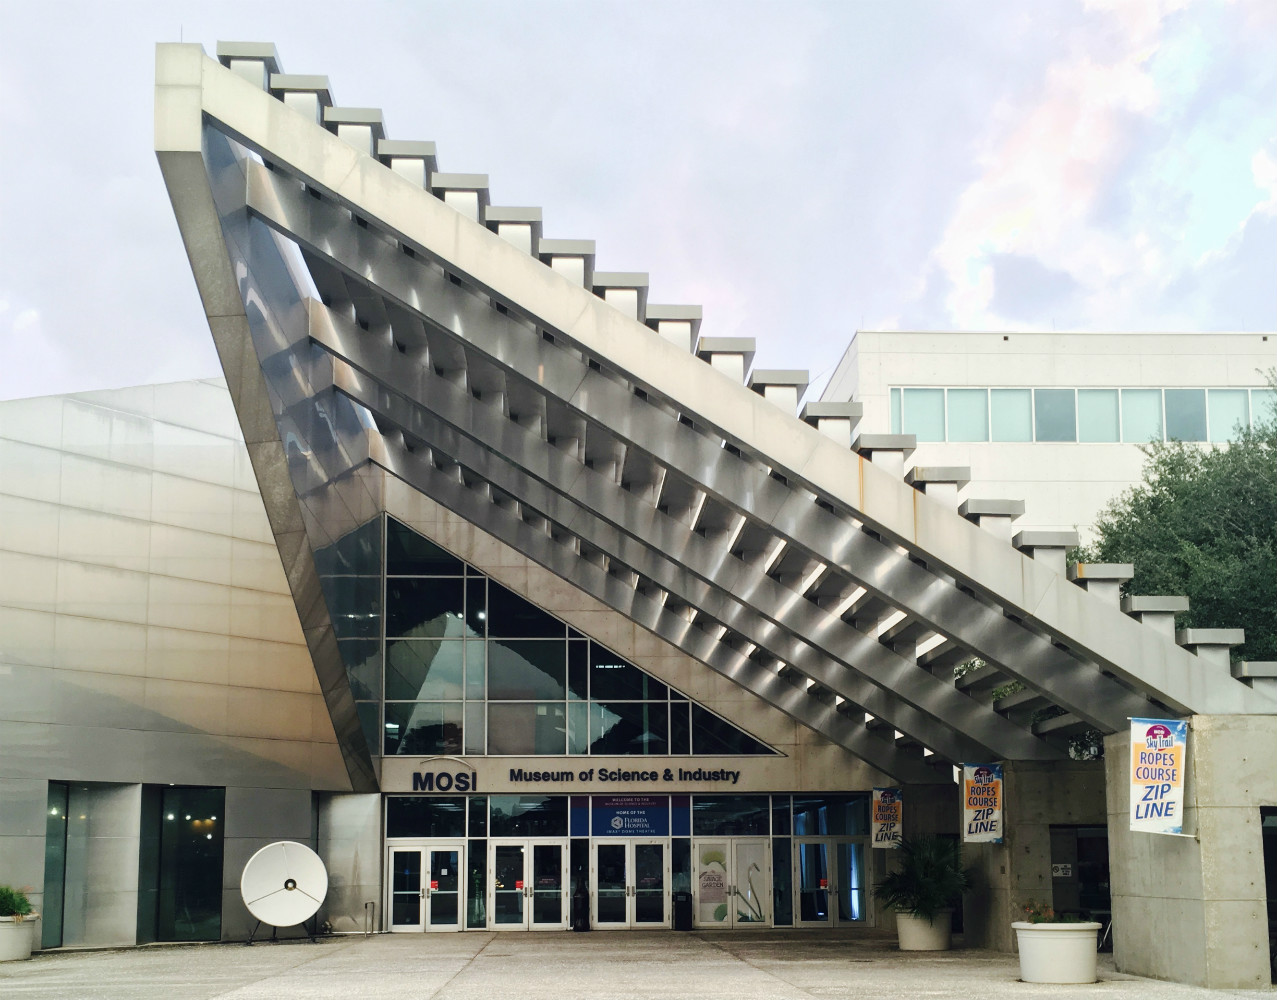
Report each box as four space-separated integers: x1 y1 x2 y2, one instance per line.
1079 382 1276 662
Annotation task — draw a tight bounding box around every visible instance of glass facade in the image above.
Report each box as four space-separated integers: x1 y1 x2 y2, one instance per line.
138 786 226 943
891 385 1271 443
41 783 69 949
358 516 774 758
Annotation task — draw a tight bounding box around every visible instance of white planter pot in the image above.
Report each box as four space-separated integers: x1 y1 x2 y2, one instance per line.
0 917 35 962
896 910 952 951
1012 921 1102 984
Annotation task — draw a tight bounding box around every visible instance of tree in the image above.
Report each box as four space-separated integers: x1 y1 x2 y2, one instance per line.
1079 378 1276 663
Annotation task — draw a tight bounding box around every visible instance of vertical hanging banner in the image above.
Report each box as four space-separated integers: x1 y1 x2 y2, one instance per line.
1129 718 1188 835
962 764 1004 843
871 787 903 847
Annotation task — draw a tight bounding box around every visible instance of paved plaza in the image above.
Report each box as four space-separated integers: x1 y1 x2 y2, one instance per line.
1 931 1272 999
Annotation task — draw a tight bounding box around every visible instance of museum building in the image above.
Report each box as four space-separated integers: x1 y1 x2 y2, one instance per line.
0 39 1275 991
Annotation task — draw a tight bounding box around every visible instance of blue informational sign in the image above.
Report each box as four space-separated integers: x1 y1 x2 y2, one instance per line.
591 795 670 836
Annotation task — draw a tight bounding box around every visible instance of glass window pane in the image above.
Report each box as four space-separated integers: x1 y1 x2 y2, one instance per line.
340 639 381 701
488 639 567 700
385 639 464 701
792 795 868 836
889 388 901 434
1208 389 1249 442
589 646 667 700
1033 388 1076 442
464 702 485 755
990 389 1032 441
356 702 380 757
156 787 225 942
567 641 588 700
489 795 568 837
946 389 988 442
386 796 466 838
468 798 488 837
901 388 945 442
487 581 566 638
465 578 486 636
1165 389 1207 441
1252 389 1277 425
772 795 792 836
1077 389 1119 442
588 701 668 755
42 782 69 948
669 702 690 755
465 641 485 699
772 838 793 926
691 796 771 836
487 702 567 755
567 701 590 754
1121 389 1163 442
386 516 465 574
467 839 487 928
322 575 381 638
384 702 463 755
385 578 465 638
690 704 774 755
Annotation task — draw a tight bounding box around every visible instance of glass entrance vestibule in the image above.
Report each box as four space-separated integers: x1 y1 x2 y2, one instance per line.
384 792 871 931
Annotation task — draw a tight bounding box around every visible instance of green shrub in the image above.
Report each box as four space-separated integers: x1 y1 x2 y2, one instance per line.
872 837 971 921
0 885 35 920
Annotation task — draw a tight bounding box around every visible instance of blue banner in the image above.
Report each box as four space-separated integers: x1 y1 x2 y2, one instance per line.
591 795 670 836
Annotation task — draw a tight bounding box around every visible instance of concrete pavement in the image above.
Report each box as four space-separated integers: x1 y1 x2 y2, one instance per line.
2 931 1272 999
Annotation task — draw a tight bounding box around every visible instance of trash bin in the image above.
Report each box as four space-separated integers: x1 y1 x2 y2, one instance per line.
572 884 590 932
673 890 693 931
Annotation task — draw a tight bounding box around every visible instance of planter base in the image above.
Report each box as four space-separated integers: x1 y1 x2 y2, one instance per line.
1012 921 1102 984
896 910 953 951
0 918 34 962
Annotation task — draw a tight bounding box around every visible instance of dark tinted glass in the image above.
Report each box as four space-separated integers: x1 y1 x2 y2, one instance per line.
156 786 225 941
567 641 588 699
385 639 464 701
465 578 487 635
489 795 568 837
488 639 566 699
488 702 567 755
468 797 487 837
386 797 466 838
42 782 69 948
772 838 793 926
589 701 668 755
487 581 566 637
314 517 382 575
692 796 771 836
384 702 463 755
356 702 380 757
772 795 792 836
340 639 381 701
793 795 868 836
690 705 774 755
386 516 465 574
1165 388 1208 442
386 578 465 638
589 647 667 700
669 702 691 754
467 839 487 928
1033 388 1076 442
322 574 382 638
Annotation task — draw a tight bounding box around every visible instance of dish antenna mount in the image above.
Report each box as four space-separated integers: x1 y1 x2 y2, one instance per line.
239 841 329 944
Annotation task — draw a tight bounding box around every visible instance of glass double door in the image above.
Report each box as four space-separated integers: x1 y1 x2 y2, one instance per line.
692 839 770 928
794 838 866 925
388 844 465 932
592 840 670 928
489 840 569 930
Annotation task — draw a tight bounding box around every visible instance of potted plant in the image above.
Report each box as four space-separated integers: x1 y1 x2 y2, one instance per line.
872 837 970 951
1012 901 1103 983
0 885 38 962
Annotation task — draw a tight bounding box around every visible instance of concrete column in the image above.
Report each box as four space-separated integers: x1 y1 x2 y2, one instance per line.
748 370 809 416
269 74 333 124
1012 529 1079 578
592 272 649 323
800 401 863 448
644 305 702 353
1105 716 1277 989
377 139 438 189
430 173 490 222
537 239 595 288
904 466 971 513
961 761 1106 952
322 107 386 156
959 498 1024 544
484 206 542 256
1067 562 1133 609
852 433 916 478
696 337 757 384
1121 595 1190 641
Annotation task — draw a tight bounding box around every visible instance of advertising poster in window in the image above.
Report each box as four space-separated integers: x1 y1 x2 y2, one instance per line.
871 787 903 848
1129 718 1188 835
962 763 1003 843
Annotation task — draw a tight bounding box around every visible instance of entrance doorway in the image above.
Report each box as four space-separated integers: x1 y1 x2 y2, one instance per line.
793 838 865 925
388 844 466 932
692 839 770 927
592 840 670 928
488 840 569 930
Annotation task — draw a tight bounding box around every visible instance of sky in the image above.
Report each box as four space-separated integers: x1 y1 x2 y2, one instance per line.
0 0 1273 402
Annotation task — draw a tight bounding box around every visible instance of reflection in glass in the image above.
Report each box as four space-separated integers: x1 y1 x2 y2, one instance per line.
797 842 830 922
772 839 793 926
589 649 667 700
690 705 774 755
902 388 945 442
1033 389 1076 442
1121 389 1162 443
837 841 865 921
467 839 487 928
595 844 627 923
390 849 422 926
487 581 566 638
489 796 568 837
692 796 770 836
1208 389 1249 443
793 795 868 836
356 701 380 757
634 843 665 923
42 782 69 949
386 797 466 838
493 844 525 925
1077 389 1119 442
428 849 460 927
156 786 224 941
385 578 465 638
488 702 567 755
567 701 590 754
488 639 567 699
386 516 465 574
589 701 668 755
532 844 564 925
1253 389 1277 424
991 388 1032 442
385 639 464 701
464 702 485 755
1164 388 1207 442
946 388 988 442
384 702 463 755
889 387 902 434
340 639 381 700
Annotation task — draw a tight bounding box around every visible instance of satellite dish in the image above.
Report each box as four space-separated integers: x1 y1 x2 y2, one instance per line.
240 841 328 930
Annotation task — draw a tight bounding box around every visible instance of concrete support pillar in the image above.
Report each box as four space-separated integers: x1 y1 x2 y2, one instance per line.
592 272 649 323
1012 529 1079 577
748 369 809 416
322 107 385 156
800 401 863 448
1176 628 1246 679
1121 595 1189 641
904 466 971 513
484 206 542 257
959 498 1024 544
696 337 757 384
269 74 333 123
216 42 281 91
1105 716 1277 989
1067 562 1133 609
537 239 595 288
851 433 916 479
644 305 702 353
961 761 1106 952
1232 661 1277 700
377 139 438 189
429 173 491 222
